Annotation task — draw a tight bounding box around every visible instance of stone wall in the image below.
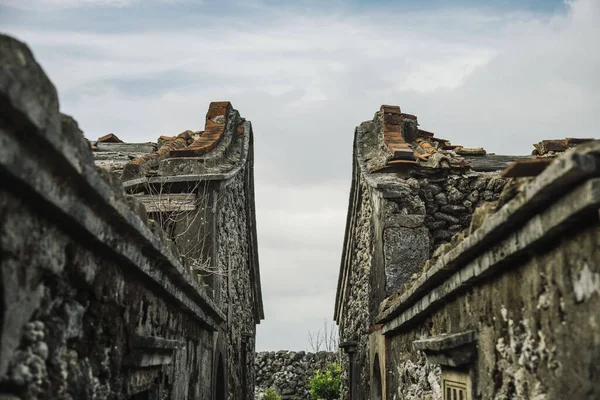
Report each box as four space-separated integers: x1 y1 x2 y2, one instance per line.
217 166 260 400
337 177 374 400
0 34 223 399
0 34 263 400
415 173 506 252
334 107 513 400
376 144 600 399
254 351 338 400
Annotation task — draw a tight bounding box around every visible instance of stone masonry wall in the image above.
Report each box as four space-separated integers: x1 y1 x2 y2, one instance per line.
336 120 508 400
0 34 225 399
415 173 506 253
254 351 338 400
386 221 600 399
379 172 506 296
378 145 600 399
217 166 259 400
338 178 374 400
0 188 216 399
0 34 263 400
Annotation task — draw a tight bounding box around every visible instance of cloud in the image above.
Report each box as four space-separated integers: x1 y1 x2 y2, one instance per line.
0 0 193 11
0 0 138 10
1 0 598 351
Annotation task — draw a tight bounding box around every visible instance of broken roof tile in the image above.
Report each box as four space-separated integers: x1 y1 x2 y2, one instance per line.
534 139 568 155
457 147 487 156
171 102 232 158
97 133 123 143
501 158 554 178
566 137 595 146
206 101 232 121
417 129 435 138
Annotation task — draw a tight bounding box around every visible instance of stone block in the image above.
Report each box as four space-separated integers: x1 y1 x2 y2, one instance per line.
383 227 430 296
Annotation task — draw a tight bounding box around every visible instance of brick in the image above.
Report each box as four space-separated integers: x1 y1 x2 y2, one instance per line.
387 142 411 149
381 104 401 114
384 114 404 125
205 101 232 120
205 119 225 128
170 102 232 158
383 123 403 132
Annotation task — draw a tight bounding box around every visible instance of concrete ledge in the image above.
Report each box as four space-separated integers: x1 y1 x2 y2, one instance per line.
413 330 478 367
413 331 477 352
95 142 156 153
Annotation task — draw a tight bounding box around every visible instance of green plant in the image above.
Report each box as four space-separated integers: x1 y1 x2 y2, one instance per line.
309 363 341 400
263 387 282 400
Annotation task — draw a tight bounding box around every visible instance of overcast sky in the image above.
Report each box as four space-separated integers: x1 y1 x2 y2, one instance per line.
1 0 598 351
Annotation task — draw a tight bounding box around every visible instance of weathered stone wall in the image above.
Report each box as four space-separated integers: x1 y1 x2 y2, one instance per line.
0 34 225 399
335 110 510 400
335 104 600 400
338 176 375 400
254 351 338 400
385 220 600 399
0 188 217 399
379 172 506 297
415 173 506 252
0 34 263 400
217 166 259 400
376 144 600 399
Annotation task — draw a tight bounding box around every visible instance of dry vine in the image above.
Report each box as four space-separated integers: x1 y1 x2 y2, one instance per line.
142 179 226 294
308 320 339 352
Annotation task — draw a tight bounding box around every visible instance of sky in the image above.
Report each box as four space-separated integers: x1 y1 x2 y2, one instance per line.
1 0 598 351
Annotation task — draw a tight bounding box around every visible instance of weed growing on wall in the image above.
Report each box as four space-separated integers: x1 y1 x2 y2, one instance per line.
263 387 282 400
309 363 341 400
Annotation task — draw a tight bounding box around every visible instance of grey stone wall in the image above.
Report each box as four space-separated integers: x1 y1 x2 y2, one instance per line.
0 188 217 399
0 34 263 400
338 177 375 400
0 34 224 399
378 172 506 297
385 220 600 399
377 144 600 399
415 173 506 253
217 167 259 400
254 351 338 400
335 115 509 400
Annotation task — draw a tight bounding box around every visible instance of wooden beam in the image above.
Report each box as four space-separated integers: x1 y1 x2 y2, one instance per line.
463 154 531 172
95 142 156 154
502 158 554 178
133 193 197 213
